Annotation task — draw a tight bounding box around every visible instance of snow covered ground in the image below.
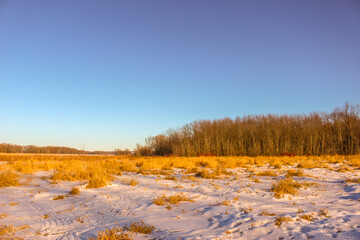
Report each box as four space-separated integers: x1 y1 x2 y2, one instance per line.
1 166 360 239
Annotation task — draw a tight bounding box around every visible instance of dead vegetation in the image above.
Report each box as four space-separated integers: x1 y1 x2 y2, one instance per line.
0 171 20 188
153 193 193 206
271 178 302 199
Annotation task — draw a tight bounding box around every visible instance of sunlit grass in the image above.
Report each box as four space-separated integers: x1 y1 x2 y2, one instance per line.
0 171 20 188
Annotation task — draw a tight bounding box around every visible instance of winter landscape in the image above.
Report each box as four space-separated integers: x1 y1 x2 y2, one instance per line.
1 154 360 239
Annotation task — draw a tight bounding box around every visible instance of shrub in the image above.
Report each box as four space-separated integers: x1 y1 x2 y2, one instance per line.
0 171 20 188
271 178 302 198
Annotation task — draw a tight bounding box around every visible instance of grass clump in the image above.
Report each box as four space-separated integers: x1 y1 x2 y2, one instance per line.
299 214 314 221
129 178 139 186
0 224 15 236
259 210 276 216
70 187 80 195
345 178 360 184
53 195 65 200
319 208 329 217
297 160 317 169
164 176 177 181
153 193 193 205
0 171 20 188
0 224 30 236
257 170 278 177
88 225 132 240
285 169 304 178
274 216 293 226
124 220 155 234
271 178 302 199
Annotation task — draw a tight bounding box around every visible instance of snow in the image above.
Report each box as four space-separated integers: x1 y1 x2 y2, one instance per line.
1 167 360 239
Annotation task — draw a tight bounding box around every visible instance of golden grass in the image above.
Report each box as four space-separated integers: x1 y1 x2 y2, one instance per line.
299 214 314 221
0 153 358 190
345 178 360 183
256 170 278 177
285 169 304 178
70 187 80 195
259 210 276 216
0 171 20 188
274 216 292 226
88 225 132 240
0 224 30 236
124 220 155 234
153 193 193 205
271 178 302 199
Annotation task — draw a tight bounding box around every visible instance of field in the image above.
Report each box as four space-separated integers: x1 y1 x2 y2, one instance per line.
0 154 360 239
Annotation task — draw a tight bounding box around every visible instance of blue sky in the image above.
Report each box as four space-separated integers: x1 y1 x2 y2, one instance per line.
1 0 359 151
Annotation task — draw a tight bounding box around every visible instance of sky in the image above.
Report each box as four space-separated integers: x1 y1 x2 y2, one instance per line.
0 0 359 151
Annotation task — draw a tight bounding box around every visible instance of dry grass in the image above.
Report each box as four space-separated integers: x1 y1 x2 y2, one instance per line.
319 208 329 217
274 216 292 226
124 220 155 234
153 193 193 206
70 187 80 195
345 178 360 183
285 169 304 177
53 195 65 200
259 210 276 216
271 178 302 199
256 170 278 177
299 214 314 221
0 171 20 188
0 224 30 236
88 225 132 240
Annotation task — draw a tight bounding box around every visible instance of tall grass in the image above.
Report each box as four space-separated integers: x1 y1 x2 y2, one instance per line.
0 171 20 187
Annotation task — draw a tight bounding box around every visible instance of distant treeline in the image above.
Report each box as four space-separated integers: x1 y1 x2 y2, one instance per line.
0 144 88 154
137 103 360 156
0 144 116 155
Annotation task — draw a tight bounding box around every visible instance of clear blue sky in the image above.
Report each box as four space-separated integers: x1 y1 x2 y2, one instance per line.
1 0 359 151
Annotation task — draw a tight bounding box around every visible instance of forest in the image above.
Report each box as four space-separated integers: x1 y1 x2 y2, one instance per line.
137 103 360 156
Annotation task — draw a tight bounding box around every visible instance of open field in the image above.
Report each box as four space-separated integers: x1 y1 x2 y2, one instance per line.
0 154 360 239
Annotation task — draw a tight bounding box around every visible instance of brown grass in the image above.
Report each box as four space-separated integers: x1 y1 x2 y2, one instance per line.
0 171 20 188
275 216 292 226
124 220 155 234
271 178 302 198
285 169 304 178
153 193 193 205
88 225 132 240
257 170 278 177
70 187 80 195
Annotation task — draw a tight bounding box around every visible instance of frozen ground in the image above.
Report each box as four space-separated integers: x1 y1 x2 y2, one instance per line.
1 166 360 239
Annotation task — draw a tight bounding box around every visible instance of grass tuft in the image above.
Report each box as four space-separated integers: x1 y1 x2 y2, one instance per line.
0 171 20 188
153 193 193 205
70 187 80 195
88 225 132 240
124 220 155 234
274 216 292 226
271 178 302 199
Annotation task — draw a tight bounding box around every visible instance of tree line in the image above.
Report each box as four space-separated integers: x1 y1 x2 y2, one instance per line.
136 103 360 156
0 143 89 154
